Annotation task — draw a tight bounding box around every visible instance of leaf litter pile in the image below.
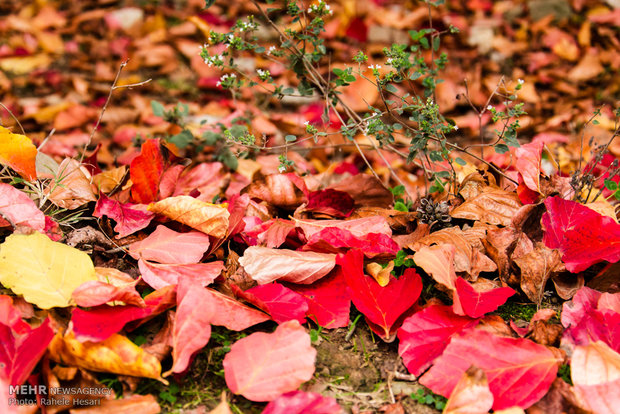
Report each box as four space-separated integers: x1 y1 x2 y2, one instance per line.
1 0 620 413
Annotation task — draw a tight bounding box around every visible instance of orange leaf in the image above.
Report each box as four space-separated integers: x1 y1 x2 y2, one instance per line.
413 244 457 290
0 126 37 181
130 139 164 204
148 196 229 238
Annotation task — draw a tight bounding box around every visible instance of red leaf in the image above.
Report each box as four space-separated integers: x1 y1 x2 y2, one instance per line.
295 216 391 240
0 183 45 232
93 194 154 238
420 329 559 410
223 320 316 401
262 390 342 414
70 286 176 342
166 276 215 375
542 196 620 272
243 283 308 324
452 277 515 318
130 139 164 204
398 305 478 376
138 259 224 290
128 225 210 264
339 249 422 340
345 17 368 43
0 296 54 386
305 189 354 218
301 227 399 259
72 279 143 308
515 141 544 193
245 219 297 248
289 272 351 329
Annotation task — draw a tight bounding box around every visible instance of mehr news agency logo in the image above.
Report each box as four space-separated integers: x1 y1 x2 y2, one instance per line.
8 384 113 406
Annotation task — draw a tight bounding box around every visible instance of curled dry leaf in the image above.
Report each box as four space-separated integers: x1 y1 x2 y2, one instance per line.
443 366 494 414
148 195 230 238
327 173 393 208
239 246 336 285
223 320 316 402
45 158 97 209
450 187 522 226
48 331 164 382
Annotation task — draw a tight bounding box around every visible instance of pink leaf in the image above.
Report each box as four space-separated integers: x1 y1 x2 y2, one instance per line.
239 247 336 285
412 244 457 290
420 329 559 410
339 249 422 340
302 227 399 259
93 194 154 238
515 141 544 193
245 219 297 248
138 259 223 290
128 225 210 264
242 283 308 324
398 305 478 376
262 390 342 414
295 216 391 240
203 288 270 331
305 189 354 218
166 276 215 375
452 277 515 318
289 272 351 329
72 280 143 308
0 183 45 232
542 196 620 272
223 320 316 401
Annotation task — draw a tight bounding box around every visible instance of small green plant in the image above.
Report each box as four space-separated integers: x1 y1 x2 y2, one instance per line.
390 185 413 212
558 364 572 385
159 382 180 404
411 387 447 410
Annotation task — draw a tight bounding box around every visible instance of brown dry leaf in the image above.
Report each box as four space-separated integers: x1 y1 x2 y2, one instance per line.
245 174 306 210
412 244 457 290
529 320 563 347
528 378 586 414
70 394 161 413
443 366 494 414
45 158 97 209
48 331 164 382
239 246 336 285
514 243 564 304
328 174 393 208
412 227 474 275
148 196 230 238
93 166 128 194
568 48 604 82
551 272 584 300
571 341 620 414
450 187 522 226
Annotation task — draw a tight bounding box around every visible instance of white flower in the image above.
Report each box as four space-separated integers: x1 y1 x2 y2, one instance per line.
368 64 375 70
267 46 276 55
375 65 382 69
487 105 493 110
278 165 287 173
216 81 221 87
453 125 459 131
386 58 394 65
304 121 310 126
518 78 524 84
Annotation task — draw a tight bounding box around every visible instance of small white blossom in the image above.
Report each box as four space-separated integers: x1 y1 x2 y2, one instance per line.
386 58 394 65
453 125 459 131
518 78 524 84
375 65 381 69
304 121 310 126
278 165 287 173
487 105 494 110
267 46 276 55
368 64 375 70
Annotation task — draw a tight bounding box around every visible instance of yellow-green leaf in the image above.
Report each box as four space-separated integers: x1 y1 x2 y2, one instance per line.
0 232 96 308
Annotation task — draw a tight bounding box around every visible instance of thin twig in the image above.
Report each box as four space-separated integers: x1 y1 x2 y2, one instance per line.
0 102 26 135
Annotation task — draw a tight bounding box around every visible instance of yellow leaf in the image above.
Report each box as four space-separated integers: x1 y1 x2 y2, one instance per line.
0 126 38 181
148 196 229 238
365 262 393 287
0 232 96 308
0 54 51 75
48 331 165 383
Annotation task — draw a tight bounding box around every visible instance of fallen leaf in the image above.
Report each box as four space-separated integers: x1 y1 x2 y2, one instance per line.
450 187 522 226
44 158 97 209
48 331 164 381
0 232 96 309
166 276 216 375
148 196 230 238
514 243 564 304
130 139 164 204
302 227 399 259
0 296 54 386
246 173 306 209
138 259 224 290
294 215 392 240
242 283 308 324
571 341 620 414
262 390 342 414
412 244 457 290
72 267 143 307
398 305 478 376
420 329 560 410
223 320 316 401
515 141 544 193
128 225 210 264
452 277 516 318
443 366 494 414
239 246 336 285
305 189 355 217
93 194 154 238
201 288 270 331
0 126 37 180
245 219 297 248
76 394 161 413
0 183 45 231
339 249 422 341
542 196 620 272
